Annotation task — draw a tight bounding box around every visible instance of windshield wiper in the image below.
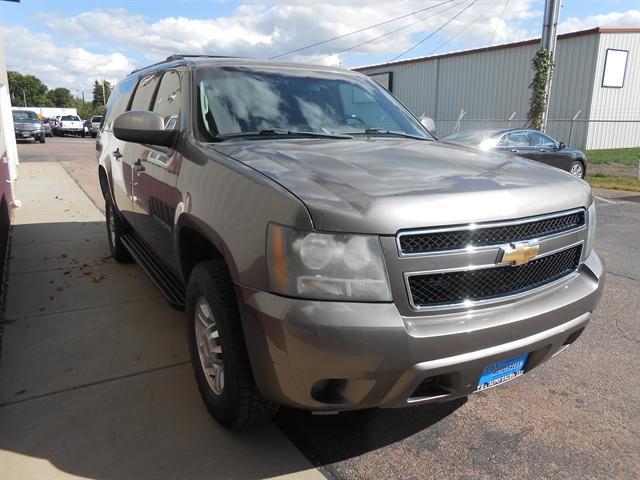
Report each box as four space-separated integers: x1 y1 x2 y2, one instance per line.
347 128 431 140
213 129 353 141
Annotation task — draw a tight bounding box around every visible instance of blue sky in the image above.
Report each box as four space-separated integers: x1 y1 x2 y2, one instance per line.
2 0 639 96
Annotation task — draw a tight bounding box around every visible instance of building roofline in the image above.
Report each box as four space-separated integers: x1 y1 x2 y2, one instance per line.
353 27 640 71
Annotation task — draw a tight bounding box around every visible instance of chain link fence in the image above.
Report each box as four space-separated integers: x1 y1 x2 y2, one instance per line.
434 111 640 150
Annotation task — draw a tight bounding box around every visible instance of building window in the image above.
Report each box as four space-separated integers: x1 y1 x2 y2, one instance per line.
368 72 393 92
602 49 628 88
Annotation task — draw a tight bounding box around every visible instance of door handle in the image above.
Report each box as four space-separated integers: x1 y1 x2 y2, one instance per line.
539 149 545 152
132 159 145 172
112 149 122 159
511 149 519 153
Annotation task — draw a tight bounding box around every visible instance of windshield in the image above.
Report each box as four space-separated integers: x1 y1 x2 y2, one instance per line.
196 66 430 140
92 116 102 122
62 115 80 121
13 110 38 121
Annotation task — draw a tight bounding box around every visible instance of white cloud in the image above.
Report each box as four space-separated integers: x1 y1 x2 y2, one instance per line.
559 9 640 33
4 25 135 97
5 0 543 93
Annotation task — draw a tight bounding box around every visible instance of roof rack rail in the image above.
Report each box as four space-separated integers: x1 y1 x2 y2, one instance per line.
129 54 237 75
165 54 235 61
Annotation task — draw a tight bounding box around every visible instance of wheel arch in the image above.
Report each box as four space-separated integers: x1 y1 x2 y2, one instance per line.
175 213 238 285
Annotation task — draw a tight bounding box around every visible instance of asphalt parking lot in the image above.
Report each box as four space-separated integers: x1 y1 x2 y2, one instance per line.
2 137 639 479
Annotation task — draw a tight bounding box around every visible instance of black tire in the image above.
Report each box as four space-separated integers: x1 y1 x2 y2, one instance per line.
39 134 45 144
569 160 586 179
105 198 132 263
186 259 278 428
81 131 86 138
91 133 97 138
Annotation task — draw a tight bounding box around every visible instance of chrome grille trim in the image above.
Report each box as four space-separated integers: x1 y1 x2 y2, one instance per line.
404 241 583 311
396 208 586 257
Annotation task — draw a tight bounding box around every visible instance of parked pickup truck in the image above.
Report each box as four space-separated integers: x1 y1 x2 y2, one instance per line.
57 115 85 137
97 55 604 428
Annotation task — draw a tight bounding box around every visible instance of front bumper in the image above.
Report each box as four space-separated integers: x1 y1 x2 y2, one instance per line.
238 251 604 411
15 130 42 139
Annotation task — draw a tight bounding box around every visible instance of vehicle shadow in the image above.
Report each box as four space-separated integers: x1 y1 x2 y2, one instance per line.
0 220 319 480
274 398 466 466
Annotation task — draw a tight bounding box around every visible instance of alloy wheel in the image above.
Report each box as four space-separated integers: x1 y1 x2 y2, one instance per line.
570 162 584 178
195 296 224 395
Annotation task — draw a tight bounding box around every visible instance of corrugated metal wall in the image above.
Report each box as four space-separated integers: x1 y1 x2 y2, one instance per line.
358 31 640 149
586 32 640 149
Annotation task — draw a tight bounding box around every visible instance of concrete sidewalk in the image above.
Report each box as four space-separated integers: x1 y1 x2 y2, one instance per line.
0 162 323 480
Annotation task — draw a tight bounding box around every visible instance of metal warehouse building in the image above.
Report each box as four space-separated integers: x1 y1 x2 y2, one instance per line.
355 27 640 149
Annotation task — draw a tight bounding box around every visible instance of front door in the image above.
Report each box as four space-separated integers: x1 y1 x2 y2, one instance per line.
526 131 567 169
131 69 185 273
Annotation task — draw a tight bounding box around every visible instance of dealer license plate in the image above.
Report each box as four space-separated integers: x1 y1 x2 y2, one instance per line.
476 353 529 391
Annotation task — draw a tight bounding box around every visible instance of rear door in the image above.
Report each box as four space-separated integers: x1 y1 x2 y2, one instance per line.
130 68 185 271
99 75 138 218
497 131 533 158
117 72 161 226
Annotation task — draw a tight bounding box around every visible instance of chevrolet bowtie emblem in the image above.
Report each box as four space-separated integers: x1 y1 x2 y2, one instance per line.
500 242 540 266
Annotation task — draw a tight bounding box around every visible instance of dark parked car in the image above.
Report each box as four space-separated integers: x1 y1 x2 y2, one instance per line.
12 110 45 143
442 128 587 178
97 55 602 428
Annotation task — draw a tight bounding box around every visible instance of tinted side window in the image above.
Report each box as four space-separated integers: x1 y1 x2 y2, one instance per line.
506 131 530 146
130 73 160 111
528 131 556 147
102 76 137 131
152 70 181 130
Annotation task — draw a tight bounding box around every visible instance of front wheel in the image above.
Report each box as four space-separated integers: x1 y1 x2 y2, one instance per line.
569 160 585 179
186 260 278 428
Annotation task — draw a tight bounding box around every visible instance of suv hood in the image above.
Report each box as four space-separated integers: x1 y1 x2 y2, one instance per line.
213 138 591 234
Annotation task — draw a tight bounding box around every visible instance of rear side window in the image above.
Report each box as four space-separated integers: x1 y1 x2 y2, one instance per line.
152 70 181 130
103 75 137 131
61 115 80 121
130 73 160 111
506 131 530 146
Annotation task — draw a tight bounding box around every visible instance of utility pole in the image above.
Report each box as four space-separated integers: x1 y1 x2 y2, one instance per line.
22 88 26 107
539 0 561 131
102 78 106 106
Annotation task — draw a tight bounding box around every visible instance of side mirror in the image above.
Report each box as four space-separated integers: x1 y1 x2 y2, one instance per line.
113 110 176 147
419 114 436 133
558 142 566 150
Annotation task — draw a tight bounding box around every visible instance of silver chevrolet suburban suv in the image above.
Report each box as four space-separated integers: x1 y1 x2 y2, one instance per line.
97 55 604 428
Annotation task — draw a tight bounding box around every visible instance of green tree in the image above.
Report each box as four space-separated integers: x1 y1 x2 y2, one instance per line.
7 71 50 107
527 49 554 131
92 79 112 107
46 87 74 108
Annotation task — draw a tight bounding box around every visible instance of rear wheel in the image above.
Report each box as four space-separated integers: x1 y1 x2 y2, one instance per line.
39 134 45 144
569 160 585 179
186 259 278 428
105 199 132 263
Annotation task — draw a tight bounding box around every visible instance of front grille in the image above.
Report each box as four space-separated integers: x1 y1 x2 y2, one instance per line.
399 210 585 255
407 245 581 308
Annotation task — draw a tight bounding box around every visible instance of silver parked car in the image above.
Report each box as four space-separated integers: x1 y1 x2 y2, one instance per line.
89 115 102 137
97 55 603 428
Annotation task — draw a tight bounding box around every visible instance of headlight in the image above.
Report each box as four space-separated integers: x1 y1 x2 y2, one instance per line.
267 224 392 301
584 202 597 258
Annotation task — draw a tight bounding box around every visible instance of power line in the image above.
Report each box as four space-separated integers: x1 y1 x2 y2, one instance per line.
490 0 510 44
310 0 466 64
269 0 456 59
427 0 501 56
386 0 480 63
